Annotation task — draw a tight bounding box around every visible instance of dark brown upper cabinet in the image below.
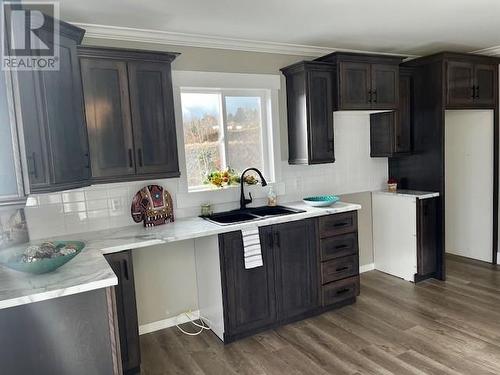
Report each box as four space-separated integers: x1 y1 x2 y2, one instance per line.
15 20 91 193
315 52 404 110
78 47 180 183
370 68 413 157
446 58 497 108
281 62 335 165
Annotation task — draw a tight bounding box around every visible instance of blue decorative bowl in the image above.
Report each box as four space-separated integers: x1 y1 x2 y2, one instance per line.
303 195 340 207
0 241 85 274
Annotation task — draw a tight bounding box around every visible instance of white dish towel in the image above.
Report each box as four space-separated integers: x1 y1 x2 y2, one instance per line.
242 227 263 269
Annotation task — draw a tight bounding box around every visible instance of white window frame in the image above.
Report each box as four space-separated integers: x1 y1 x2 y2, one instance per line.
172 71 281 193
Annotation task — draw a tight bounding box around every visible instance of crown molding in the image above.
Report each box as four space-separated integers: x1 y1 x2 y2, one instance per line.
471 45 500 56
72 22 417 58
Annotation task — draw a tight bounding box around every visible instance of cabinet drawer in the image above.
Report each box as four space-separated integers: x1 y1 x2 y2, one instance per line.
319 211 357 237
321 255 358 284
321 276 360 306
320 232 358 261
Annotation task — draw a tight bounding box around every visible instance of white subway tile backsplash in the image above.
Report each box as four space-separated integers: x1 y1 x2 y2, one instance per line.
86 199 108 211
63 202 87 213
84 189 108 201
62 191 85 203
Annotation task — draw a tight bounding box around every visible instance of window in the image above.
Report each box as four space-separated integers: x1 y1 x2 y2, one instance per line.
181 88 270 189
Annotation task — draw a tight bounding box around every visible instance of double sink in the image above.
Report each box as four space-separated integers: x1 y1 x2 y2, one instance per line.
202 205 305 225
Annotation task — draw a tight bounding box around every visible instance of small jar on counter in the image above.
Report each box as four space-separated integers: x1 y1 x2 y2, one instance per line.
267 187 277 206
200 203 213 217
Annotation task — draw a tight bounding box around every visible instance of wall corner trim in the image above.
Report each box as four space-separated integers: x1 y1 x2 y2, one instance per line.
359 263 375 273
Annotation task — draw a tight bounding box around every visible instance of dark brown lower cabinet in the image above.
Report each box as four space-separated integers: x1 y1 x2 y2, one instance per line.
272 219 318 321
219 229 278 339
105 251 141 375
416 197 439 280
220 215 359 342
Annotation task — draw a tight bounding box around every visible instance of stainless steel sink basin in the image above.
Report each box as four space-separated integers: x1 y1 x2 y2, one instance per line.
249 206 303 217
202 205 305 225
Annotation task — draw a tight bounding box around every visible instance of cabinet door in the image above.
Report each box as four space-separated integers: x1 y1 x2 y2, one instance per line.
474 64 497 106
220 229 277 337
19 32 90 192
446 61 474 107
395 74 412 153
128 61 180 177
370 111 394 157
417 198 438 276
104 251 141 374
307 69 334 163
80 58 135 179
17 70 51 190
273 219 318 320
339 62 371 109
37 33 90 188
371 64 399 109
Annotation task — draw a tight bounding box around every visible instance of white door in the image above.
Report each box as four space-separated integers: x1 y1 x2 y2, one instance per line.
445 110 493 262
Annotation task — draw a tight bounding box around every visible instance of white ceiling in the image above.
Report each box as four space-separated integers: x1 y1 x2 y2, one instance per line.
59 0 500 56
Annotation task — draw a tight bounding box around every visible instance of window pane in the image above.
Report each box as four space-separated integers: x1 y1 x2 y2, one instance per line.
225 96 264 174
181 92 223 187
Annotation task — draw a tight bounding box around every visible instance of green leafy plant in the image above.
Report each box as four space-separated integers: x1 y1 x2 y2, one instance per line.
204 167 259 188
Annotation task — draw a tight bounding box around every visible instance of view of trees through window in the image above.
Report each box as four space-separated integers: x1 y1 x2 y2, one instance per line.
181 90 265 188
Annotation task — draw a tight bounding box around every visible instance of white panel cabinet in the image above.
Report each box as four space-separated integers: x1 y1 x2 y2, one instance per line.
372 190 440 282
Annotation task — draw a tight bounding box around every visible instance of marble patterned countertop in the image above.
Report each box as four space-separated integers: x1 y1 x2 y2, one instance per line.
0 201 361 310
373 189 440 200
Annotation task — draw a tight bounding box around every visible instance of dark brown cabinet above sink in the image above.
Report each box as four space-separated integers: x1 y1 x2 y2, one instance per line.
78 47 180 184
314 52 404 111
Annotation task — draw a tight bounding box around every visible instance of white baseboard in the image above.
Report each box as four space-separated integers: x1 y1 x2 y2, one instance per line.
360 263 375 273
139 310 200 335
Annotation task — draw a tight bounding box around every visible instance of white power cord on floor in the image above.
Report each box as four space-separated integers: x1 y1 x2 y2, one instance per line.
175 310 212 336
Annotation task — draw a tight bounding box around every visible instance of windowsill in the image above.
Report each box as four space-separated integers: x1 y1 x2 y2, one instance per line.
187 182 276 194
187 184 239 193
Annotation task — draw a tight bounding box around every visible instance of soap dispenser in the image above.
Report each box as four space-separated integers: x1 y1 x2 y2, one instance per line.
267 186 277 206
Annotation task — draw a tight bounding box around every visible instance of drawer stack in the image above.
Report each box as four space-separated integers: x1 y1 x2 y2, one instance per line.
318 211 360 306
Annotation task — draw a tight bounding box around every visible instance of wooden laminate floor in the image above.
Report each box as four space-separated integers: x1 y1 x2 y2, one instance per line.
140 255 500 375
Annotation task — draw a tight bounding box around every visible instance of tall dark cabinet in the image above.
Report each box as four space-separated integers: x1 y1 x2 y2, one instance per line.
16 21 90 193
79 47 180 183
105 250 141 375
389 52 500 272
281 62 335 165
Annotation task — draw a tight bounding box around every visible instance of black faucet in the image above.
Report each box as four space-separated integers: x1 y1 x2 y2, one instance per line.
240 167 268 210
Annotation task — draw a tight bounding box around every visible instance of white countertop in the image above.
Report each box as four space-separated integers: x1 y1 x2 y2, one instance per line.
373 190 440 200
0 201 361 310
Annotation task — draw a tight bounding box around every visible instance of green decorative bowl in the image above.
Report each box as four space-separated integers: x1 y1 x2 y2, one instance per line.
303 195 340 207
0 241 85 274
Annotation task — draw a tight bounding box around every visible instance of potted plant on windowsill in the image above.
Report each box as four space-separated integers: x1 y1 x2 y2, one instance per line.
204 167 259 189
